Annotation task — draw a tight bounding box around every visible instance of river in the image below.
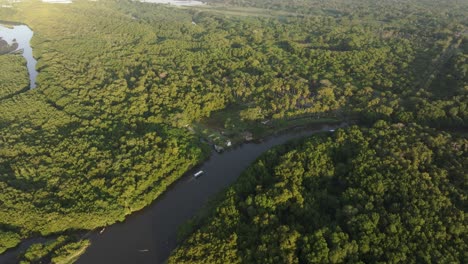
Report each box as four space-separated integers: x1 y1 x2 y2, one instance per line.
0 24 38 89
76 124 344 264
0 123 344 263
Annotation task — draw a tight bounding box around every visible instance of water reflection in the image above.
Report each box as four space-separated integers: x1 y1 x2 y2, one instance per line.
0 25 38 89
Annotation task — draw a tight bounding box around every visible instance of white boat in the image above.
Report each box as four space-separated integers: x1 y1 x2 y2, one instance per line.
329 129 335 132
194 170 204 178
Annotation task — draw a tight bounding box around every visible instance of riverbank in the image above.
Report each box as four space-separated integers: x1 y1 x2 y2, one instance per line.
191 103 345 152
0 20 24 27
0 53 30 99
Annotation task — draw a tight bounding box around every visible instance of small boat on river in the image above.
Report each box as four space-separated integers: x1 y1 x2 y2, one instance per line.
193 170 204 178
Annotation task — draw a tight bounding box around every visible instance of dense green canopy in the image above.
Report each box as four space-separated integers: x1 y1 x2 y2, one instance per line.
0 54 28 99
169 123 467 263
0 0 466 260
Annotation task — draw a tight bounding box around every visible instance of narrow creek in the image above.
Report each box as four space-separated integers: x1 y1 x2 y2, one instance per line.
0 24 38 89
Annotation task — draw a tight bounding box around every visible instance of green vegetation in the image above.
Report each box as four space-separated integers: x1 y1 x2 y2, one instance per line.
0 54 28 99
0 231 21 254
169 123 467 263
18 236 89 264
0 0 466 261
50 239 90 264
0 38 18 55
21 239 62 263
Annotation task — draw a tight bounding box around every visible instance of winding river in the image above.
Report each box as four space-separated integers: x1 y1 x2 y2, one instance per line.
0 123 345 264
0 24 38 89
77 124 344 264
